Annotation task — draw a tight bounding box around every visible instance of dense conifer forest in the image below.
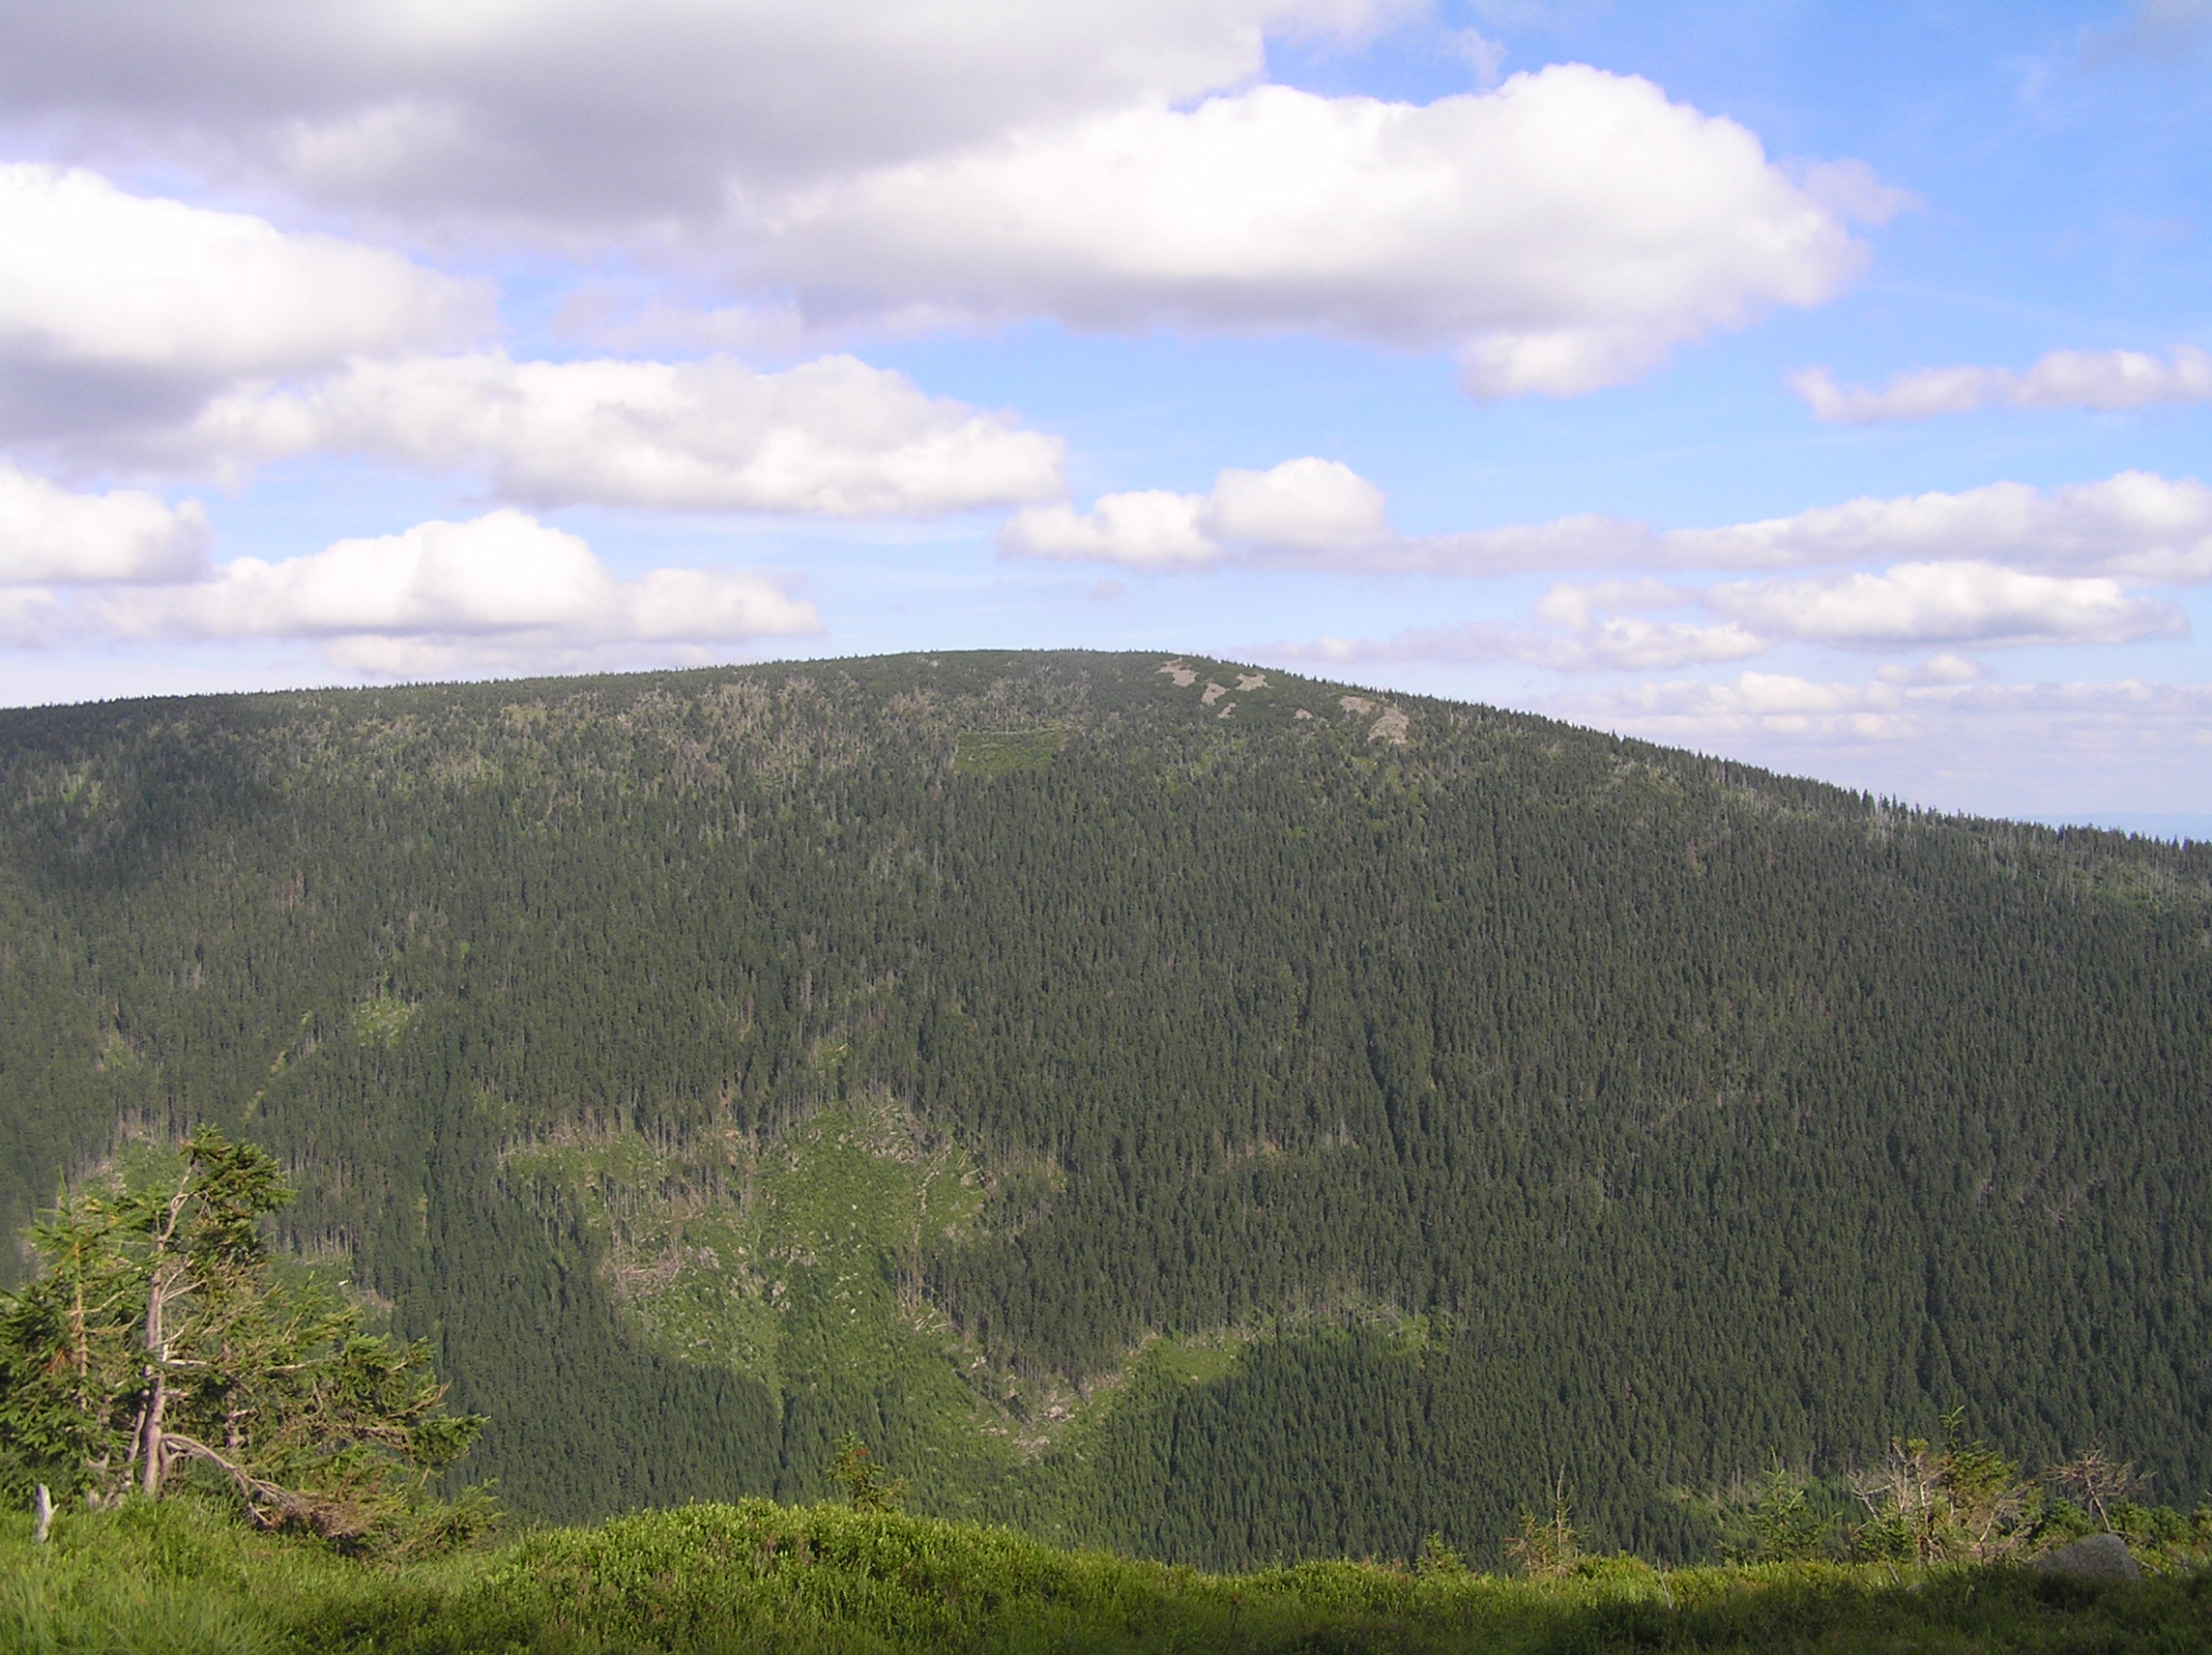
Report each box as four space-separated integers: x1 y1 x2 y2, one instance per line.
1 650 2206 1565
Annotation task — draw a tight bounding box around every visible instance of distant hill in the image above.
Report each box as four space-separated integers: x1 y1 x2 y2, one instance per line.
2 650 2206 1564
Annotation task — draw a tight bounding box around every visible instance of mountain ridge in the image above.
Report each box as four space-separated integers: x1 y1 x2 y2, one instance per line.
2 649 2206 1564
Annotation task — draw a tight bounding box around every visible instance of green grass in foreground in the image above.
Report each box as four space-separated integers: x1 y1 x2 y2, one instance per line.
4 1495 2209 1654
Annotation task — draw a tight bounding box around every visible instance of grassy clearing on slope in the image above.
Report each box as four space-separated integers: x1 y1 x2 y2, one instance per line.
5 1495 2209 1655
502 1096 1019 1515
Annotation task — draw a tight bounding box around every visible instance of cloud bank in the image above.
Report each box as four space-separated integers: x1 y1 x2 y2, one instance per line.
1011 464 2212 583
1228 467 2204 674
1268 559 2188 676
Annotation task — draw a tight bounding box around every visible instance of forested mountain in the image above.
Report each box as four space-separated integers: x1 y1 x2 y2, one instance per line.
2 651 2207 1564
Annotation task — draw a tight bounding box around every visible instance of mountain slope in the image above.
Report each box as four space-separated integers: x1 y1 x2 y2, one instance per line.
2 651 2206 1561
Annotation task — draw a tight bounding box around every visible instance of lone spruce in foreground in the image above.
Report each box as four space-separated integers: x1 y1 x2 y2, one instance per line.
0 1131 484 1551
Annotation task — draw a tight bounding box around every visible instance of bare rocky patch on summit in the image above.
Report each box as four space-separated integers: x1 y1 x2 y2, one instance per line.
1339 694 1410 744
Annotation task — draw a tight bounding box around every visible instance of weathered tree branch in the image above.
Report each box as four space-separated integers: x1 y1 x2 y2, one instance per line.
159 1433 309 1522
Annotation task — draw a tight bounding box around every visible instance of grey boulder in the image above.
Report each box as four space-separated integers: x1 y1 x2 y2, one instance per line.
2031 1533 2140 1582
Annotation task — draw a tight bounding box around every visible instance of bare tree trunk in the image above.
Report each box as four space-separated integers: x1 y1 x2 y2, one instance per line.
221 1338 244 1451
139 1267 171 1499
32 1485 52 1544
138 1179 193 1502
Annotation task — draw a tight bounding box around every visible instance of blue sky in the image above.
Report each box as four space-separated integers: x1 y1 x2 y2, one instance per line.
0 1 2207 830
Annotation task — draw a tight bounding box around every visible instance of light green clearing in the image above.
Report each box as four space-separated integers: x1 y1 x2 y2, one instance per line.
506 1095 1454 1522
952 729 1062 775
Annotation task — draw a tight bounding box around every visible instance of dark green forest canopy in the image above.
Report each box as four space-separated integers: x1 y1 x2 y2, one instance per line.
1 650 2207 1564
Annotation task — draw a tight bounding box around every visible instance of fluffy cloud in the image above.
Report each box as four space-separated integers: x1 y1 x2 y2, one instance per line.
755 69 1880 396
1792 346 2212 422
1705 564 2186 649
0 163 1062 518
0 1 1398 223
1003 457 1384 566
63 511 818 654
0 164 480 444
170 352 1064 515
0 163 1061 519
1002 492 1219 567
0 464 210 585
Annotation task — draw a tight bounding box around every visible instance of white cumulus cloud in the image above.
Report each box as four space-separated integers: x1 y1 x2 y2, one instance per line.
1002 492 1220 567
753 68 1880 396
74 510 819 652
0 463 210 585
1791 345 2212 422
174 352 1064 515
1003 456 1384 566
0 165 1062 518
1208 457 1392 551
0 164 481 445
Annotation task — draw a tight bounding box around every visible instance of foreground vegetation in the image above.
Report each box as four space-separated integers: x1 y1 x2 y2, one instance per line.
5 1494 2209 1655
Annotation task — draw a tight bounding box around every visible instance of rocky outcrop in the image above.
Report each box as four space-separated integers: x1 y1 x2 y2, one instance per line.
2032 1533 2139 1582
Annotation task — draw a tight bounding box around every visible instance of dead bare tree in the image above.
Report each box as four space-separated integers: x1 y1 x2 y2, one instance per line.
2050 1442 2147 1531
